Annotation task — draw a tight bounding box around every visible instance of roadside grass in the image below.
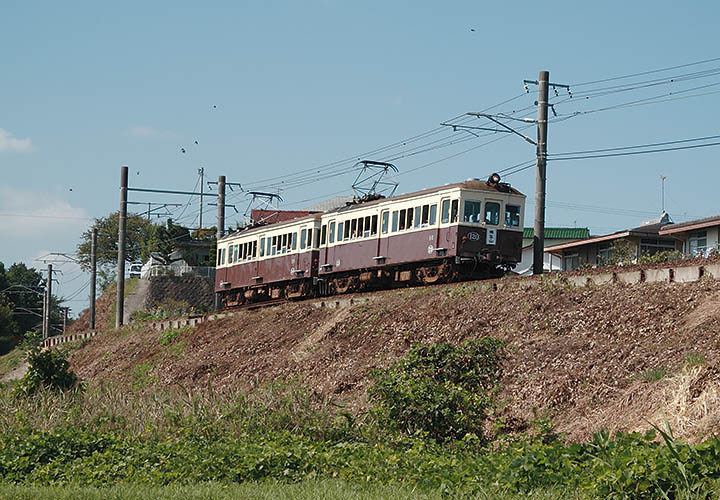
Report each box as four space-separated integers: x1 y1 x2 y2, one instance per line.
0 482 583 500
0 348 24 379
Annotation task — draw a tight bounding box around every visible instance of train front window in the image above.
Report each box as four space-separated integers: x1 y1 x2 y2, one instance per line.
260 238 265 257
217 249 221 266
450 200 459 223
429 204 437 225
300 229 307 249
485 202 500 225
381 211 389 234
321 224 327 245
463 200 483 223
505 205 521 227
392 211 399 232
221 248 226 265
252 241 257 258
292 232 297 250
441 199 450 223
307 228 314 248
329 222 335 243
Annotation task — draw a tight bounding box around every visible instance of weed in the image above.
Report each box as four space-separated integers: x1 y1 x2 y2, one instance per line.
131 361 155 390
158 326 191 346
684 352 707 368
636 366 667 383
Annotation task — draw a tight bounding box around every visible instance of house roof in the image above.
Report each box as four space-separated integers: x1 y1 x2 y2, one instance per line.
659 215 720 235
522 227 590 240
544 222 674 253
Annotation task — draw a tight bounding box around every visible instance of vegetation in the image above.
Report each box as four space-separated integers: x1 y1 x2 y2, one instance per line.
369 338 506 441
130 299 198 322
12 347 79 397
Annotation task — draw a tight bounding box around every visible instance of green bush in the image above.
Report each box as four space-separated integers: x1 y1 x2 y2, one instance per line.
13 347 79 397
368 338 506 441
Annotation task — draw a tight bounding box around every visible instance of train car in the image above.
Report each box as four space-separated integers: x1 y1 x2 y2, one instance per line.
215 214 322 307
215 175 525 307
316 177 525 293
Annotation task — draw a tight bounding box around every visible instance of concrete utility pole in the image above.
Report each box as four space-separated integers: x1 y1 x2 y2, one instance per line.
116 166 128 328
198 167 205 230
533 70 550 275
217 175 226 240
90 227 97 330
43 263 52 340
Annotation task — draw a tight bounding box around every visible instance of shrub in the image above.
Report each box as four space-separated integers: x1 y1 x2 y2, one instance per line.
369 338 506 441
13 347 79 397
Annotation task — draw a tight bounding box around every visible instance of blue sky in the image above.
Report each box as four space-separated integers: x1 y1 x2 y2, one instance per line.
2 0 719 314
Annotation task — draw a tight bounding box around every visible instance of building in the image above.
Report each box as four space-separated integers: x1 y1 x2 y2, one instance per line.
516 227 590 275
658 215 720 256
545 213 679 271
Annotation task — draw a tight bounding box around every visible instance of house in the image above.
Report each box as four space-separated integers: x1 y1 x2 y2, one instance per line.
545 213 679 271
658 215 720 256
516 227 590 275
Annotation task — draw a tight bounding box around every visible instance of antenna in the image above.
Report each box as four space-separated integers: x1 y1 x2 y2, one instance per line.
351 160 399 200
660 175 667 212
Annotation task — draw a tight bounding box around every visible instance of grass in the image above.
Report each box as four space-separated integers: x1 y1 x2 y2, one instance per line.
636 366 668 383
158 326 191 346
131 361 156 391
0 482 584 500
0 348 24 379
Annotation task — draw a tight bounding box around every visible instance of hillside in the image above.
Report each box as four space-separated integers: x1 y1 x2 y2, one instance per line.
68 273 720 443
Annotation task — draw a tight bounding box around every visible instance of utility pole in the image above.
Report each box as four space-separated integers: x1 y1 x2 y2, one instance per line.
217 175 225 240
117 166 128 328
90 227 97 330
43 263 52 340
660 175 667 212
198 167 205 230
62 307 68 334
533 70 550 275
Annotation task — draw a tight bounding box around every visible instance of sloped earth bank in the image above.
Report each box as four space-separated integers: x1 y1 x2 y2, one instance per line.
69 277 720 443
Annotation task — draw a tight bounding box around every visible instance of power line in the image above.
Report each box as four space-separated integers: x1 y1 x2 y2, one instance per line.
572 56 720 87
549 134 720 157
549 140 720 161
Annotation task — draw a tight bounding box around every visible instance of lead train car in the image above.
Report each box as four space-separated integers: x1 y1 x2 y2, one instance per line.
215 178 525 307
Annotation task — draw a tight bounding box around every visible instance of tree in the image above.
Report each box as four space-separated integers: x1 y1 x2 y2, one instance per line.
76 212 156 271
0 263 46 338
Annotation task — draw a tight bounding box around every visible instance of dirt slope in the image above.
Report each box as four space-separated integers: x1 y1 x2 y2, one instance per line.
68 276 720 442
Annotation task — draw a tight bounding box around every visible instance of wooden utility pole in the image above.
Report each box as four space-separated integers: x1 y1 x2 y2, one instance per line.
43 263 52 339
217 175 225 240
198 167 205 229
90 227 97 330
533 70 550 275
116 166 128 328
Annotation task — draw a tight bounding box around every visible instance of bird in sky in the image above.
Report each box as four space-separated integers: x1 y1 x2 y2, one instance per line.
180 148 186 154
194 140 198 145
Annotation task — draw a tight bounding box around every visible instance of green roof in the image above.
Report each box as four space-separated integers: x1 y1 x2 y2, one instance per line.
523 227 590 240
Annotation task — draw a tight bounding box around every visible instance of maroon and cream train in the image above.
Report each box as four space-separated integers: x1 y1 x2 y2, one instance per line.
214 176 526 307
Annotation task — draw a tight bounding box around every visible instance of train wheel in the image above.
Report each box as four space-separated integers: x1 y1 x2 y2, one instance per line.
332 276 353 294
418 264 443 285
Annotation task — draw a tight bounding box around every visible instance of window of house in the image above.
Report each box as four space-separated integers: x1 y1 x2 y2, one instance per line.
421 205 429 226
392 211 399 232
441 199 450 223
563 253 579 271
338 222 344 241
321 224 327 245
329 221 335 243
399 209 407 230
463 200 483 223
484 202 500 225
381 211 389 234
300 229 307 249
429 204 437 225
371 214 378 235
450 200 459 223
640 238 675 256
505 205 521 227
598 243 612 265
688 230 708 255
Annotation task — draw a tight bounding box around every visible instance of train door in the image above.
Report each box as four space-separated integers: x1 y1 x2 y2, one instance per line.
216 243 228 287
378 209 390 260
324 219 336 268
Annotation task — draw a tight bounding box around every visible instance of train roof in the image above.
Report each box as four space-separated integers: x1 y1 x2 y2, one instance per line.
218 179 524 242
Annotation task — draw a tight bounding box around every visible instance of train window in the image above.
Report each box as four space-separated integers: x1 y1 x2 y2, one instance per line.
292 232 297 250
234 245 240 262
227 247 232 264
271 236 277 256
344 220 351 240
314 229 320 248
441 199 450 223
421 205 429 226
337 222 344 241
260 238 265 257
328 221 335 243
241 243 246 260
406 208 414 230
252 241 257 258
392 211 399 232
463 200 483 223
364 216 371 237
371 215 378 235
217 249 221 266
450 200 459 223
505 205 521 227
399 209 406 230
321 224 327 245
413 206 421 228
221 248 226 265
280 234 286 254
357 217 364 238
266 237 271 256
485 202 500 225
307 228 314 248
381 211 389 234
300 229 307 249
430 204 437 224
351 218 358 239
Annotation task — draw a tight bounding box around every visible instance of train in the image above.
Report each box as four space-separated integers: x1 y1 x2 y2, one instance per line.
214 175 526 308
